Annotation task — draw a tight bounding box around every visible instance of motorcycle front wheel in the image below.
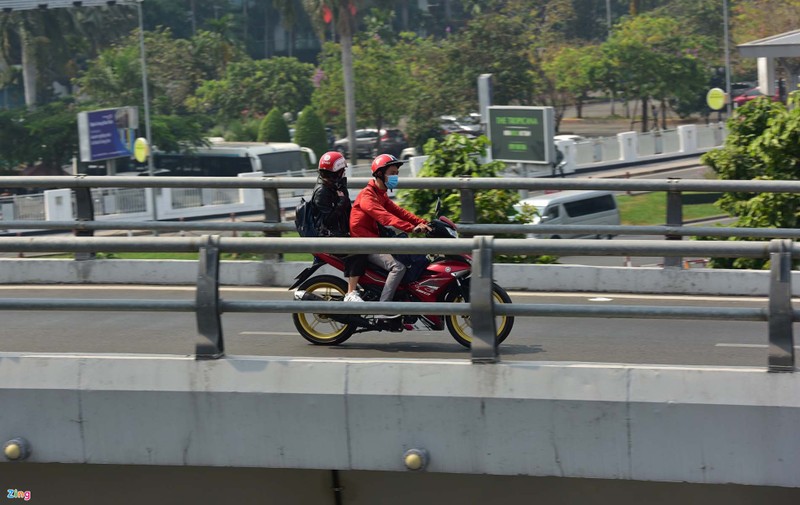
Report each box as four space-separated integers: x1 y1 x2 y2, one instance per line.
292 275 356 345
445 282 514 348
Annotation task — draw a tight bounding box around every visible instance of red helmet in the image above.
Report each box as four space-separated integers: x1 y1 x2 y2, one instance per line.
370 153 403 174
318 151 347 174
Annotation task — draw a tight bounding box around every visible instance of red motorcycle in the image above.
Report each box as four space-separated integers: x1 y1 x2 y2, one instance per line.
289 206 514 348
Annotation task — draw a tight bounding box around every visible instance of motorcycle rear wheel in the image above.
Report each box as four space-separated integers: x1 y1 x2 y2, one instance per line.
292 275 356 345
445 283 514 348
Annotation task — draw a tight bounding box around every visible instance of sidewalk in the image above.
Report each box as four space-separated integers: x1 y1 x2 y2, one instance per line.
558 99 715 138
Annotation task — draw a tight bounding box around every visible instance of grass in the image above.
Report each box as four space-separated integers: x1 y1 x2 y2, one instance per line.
616 192 724 225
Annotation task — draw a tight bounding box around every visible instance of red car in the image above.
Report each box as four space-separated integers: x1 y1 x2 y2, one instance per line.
733 87 780 107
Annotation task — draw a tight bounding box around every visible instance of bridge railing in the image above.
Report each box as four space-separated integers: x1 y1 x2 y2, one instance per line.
0 234 795 372
0 175 797 370
3 175 800 264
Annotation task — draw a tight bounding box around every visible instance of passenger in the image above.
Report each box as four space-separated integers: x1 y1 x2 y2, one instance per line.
312 151 365 302
350 154 431 316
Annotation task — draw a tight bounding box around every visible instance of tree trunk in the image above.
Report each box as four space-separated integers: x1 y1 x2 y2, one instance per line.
20 25 37 108
576 97 584 119
338 4 357 166
264 5 274 58
242 0 248 46
190 0 197 35
641 97 648 132
400 0 409 31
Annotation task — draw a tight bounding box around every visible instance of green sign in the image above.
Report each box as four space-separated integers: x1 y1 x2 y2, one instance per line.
487 106 554 164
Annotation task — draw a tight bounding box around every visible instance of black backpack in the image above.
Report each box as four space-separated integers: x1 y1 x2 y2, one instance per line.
294 191 320 238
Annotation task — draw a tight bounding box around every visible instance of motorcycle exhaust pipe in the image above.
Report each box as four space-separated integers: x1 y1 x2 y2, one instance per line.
293 290 325 302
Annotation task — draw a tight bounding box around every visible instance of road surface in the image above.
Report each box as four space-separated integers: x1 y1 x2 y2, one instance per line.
0 285 787 369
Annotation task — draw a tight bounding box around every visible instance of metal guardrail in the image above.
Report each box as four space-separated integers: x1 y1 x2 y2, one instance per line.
4 175 800 265
0 175 796 369
0 235 795 371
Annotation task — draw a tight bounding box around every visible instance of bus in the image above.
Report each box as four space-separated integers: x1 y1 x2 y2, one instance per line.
84 139 317 177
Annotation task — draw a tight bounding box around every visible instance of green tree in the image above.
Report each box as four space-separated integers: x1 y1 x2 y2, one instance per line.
398 134 555 263
190 57 314 123
0 5 134 107
601 15 710 131
303 0 359 165
398 134 514 223
294 106 328 159
543 44 605 122
75 27 242 116
731 0 800 79
0 107 29 171
311 14 405 145
258 107 291 142
701 93 800 269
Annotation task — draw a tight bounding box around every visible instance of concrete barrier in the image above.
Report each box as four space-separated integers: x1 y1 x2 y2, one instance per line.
0 258 789 296
1 352 798 487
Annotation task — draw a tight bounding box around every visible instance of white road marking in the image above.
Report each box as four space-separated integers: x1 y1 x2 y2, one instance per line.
0 285 777 303
240 331 299 336
716 343 800 349
589 297 613 302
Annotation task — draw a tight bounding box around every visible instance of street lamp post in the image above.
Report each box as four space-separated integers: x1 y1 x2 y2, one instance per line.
723 0 732 117
136 0 157 222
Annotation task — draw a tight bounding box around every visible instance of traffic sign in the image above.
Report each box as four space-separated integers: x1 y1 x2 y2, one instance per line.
134 137 149 163
706 88 726 111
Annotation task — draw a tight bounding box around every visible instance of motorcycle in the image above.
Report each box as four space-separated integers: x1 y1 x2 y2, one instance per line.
289 202 514 348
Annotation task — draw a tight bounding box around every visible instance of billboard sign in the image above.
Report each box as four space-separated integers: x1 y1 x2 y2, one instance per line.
487 106 555 164
77 106 138 162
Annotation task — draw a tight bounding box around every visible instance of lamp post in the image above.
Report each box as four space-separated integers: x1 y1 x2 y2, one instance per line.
136 0 158 222
723 0 732 117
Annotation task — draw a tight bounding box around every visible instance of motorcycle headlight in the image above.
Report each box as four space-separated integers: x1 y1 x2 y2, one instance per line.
447 228 458 238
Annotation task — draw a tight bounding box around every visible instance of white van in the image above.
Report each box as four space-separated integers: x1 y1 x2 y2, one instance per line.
513 190 621 239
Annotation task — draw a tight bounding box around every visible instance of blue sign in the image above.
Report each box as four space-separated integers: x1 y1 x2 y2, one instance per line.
78 107 137 162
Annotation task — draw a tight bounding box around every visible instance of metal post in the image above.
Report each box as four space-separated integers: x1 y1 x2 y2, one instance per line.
470 236 498 363
459 189 476 237
73 187 95 261
196 235 224 359
768 239 795 372
262 186 282 261
137 0 158 223
723 0 732 118
663 180 683 268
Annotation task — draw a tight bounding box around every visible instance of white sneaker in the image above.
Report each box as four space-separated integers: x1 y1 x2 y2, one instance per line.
344 291 364 302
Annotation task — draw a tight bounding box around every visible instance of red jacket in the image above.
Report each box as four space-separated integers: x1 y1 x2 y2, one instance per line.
350 180 425 238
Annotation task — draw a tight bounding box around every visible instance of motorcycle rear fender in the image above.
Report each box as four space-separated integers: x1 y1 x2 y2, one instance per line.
288 261 326 290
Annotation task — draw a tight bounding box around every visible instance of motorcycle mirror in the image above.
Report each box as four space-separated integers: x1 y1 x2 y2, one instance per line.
434 198 442 218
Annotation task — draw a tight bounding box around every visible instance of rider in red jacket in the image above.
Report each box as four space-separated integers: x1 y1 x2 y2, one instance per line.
350 154 431 314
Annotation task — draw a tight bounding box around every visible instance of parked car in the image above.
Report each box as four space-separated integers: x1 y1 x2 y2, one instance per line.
370 128 409 158
730 82 756 99
733 87 779 107
333 129 379 158
439 115 483 138
400 147 419 160
335 128 408 159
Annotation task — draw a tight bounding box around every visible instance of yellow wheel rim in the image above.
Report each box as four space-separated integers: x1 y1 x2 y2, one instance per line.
449 290 510 344
296 282 349 342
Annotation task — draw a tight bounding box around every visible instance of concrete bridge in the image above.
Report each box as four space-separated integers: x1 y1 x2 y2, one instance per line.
2 173 800 503
2 255 799 504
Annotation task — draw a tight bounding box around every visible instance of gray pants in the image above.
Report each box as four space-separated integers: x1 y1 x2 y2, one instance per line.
367 253 406 302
